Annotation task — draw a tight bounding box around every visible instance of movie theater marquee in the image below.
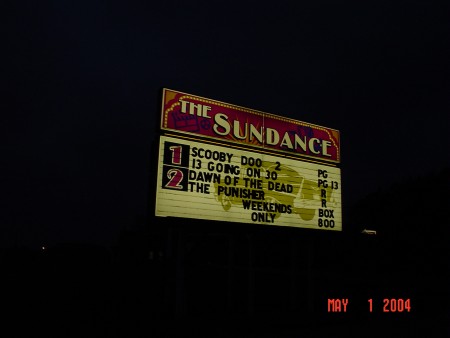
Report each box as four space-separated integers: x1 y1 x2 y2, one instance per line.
155 88 342 231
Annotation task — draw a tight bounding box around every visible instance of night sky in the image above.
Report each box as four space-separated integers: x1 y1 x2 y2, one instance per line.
2 0 449 249
2 2 450 337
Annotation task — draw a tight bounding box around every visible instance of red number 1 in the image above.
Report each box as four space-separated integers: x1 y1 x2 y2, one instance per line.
169 146 182 165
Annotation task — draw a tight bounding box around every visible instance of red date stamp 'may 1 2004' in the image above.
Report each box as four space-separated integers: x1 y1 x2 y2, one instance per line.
328 298 412 313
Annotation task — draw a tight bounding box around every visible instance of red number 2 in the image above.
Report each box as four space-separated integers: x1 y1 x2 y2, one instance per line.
165 168 184 189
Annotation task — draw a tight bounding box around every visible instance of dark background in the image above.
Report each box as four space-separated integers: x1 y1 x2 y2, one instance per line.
2 0 449 337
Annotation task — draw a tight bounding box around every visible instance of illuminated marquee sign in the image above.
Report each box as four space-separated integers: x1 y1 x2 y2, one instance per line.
156 136 342 231
161 88 340 163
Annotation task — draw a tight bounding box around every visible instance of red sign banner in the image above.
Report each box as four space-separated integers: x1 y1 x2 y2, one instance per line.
161 88 340 163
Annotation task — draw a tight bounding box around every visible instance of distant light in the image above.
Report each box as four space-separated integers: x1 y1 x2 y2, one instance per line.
41 246 47 250
361 229 377 235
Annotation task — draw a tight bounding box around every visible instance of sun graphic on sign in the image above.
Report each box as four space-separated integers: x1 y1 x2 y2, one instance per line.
228 119 263 146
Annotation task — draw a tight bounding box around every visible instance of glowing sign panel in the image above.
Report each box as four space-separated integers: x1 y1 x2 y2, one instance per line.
161 88 340 163
156 136 342 231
